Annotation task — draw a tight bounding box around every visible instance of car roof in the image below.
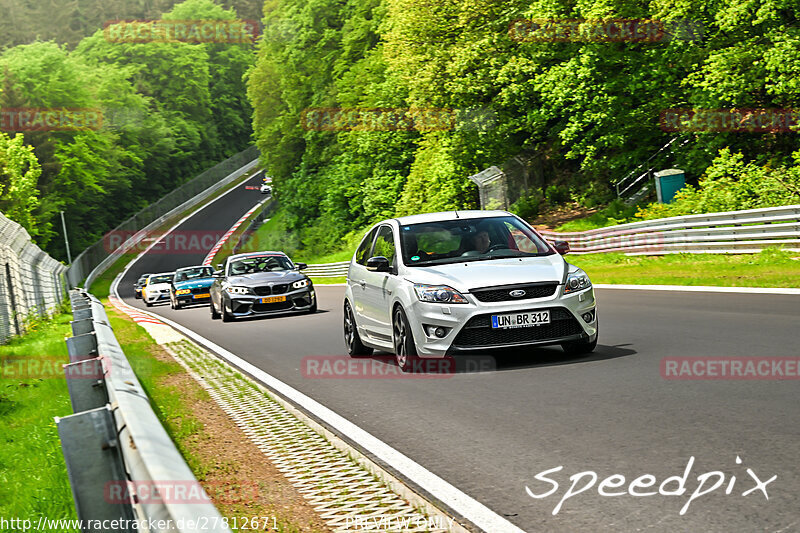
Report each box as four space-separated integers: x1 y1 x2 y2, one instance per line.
393 210 511 225
148 272 174 278
175 265 212 272
227 251 288 261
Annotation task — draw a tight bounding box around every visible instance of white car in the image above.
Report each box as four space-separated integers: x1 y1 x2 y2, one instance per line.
142 272 174 307
343 211 598 371
260 183 272 195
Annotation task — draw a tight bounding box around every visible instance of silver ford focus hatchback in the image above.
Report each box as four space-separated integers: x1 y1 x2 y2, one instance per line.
343 210 599 371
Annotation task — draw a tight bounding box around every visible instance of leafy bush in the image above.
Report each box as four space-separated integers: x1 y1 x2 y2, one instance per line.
545 184 570 205
510 191 543 220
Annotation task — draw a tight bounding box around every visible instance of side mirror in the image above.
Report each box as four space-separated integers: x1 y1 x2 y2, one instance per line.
366 256 391 273
553 240 570 255
213 270 223 277
295 262 307 270
216 264 223 271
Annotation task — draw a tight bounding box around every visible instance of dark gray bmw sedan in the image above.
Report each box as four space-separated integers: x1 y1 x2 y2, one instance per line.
209 251 315 322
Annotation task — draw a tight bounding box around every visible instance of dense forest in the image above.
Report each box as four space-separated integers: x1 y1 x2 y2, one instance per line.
248 0 800 254
0 0 255 260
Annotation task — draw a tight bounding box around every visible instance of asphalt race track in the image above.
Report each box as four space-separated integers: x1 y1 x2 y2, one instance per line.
118 183 800 532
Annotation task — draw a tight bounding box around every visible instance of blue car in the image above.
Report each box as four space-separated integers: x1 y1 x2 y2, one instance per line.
170 266 215 309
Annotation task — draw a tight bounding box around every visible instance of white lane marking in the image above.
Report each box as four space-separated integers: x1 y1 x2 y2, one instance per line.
594 283 800 295
110 193 527 533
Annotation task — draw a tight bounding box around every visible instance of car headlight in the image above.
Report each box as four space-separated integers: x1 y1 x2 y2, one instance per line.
225 286 251 295
414 284 468 304
292 279 310 289
564 268 592 294
175 289 191 295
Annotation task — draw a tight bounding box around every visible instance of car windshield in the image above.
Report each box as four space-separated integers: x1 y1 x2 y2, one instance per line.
399 216 553 266
228 255 293 275
149 274 173 284
174 266 213 282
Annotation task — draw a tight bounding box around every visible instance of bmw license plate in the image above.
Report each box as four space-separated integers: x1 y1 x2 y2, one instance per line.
491 310 550 329
259 295 287 304
192 293 210 299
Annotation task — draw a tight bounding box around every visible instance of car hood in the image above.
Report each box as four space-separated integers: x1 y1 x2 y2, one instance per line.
146 282 171 291
226 271 306 286
403 255 567 292
174 278 214 290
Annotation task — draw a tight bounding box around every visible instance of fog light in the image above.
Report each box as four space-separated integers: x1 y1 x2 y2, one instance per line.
582 310 595 323
434 327 447 338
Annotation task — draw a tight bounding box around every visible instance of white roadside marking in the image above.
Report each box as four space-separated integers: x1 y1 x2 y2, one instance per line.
594 283 800 295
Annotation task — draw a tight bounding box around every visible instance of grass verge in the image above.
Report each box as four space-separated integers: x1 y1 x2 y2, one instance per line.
570 248 800 287
0 312 78 532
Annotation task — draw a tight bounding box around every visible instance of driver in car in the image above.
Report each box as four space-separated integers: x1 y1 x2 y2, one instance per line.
472 229 491 254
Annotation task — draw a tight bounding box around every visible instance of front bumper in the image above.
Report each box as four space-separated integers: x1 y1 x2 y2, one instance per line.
145 291 170 303
174 289 212 305
407 286 598 357
224 288 315 318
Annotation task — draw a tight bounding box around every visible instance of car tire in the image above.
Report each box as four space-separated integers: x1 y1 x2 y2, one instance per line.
561 335 598 356
145 299 152 307
392 306 419 373
344 301 372 357
221 300 233 322
307 299 318 314
210 297 221 319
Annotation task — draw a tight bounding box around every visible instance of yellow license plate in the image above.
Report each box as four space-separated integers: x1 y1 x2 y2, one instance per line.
193 293 210 299
259 295 286 304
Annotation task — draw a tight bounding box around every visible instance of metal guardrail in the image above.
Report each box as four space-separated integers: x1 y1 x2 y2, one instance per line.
57 290 231 533
303 206 800 276
67 146 260 289
538 204 800 254
304 261 350 278
0 211 67 343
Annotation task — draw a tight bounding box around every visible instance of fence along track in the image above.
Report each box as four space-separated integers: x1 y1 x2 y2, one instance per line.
0 211 66 343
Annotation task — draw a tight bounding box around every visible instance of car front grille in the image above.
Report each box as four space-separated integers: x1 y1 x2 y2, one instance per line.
452 307 583 348
253 284 290 296
470 282 558 302
190 287 209 294
252 300 293 312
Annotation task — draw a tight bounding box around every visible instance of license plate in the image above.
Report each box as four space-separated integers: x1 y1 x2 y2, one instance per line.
491 310 550 329
259 295 286 304
192 293 210 299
